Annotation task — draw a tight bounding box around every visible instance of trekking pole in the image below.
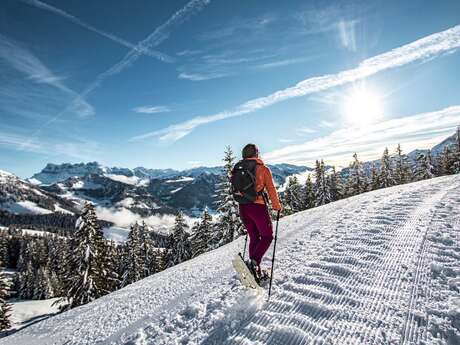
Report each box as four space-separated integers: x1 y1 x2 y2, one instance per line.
268 211 280 301
242 233 248 260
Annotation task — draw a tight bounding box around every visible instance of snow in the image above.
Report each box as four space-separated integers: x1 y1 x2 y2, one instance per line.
1 201 52 215
104 174 143 186
116 197 135 208
54 203 74 214
170 187 183 194
3 174 460 345
8 298 66 331
165 176 195 183
103 226 130 243
27 178 42 185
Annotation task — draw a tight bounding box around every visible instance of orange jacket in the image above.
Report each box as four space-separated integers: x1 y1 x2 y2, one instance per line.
246 157 282 211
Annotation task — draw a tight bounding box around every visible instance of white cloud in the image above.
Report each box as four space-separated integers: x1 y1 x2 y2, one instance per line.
131 24 460 144
320 120 335 128
296 127 316 134
133 106 171 114
178 72 228 81
0 34 94 117
263 105 460 167
96 206 195 230
27 0 210 143
338 19 358 52
278 138 295 143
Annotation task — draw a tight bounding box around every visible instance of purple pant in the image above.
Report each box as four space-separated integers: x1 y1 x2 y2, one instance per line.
239 203 273 265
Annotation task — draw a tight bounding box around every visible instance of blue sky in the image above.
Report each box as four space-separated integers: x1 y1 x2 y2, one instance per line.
1 0 460 178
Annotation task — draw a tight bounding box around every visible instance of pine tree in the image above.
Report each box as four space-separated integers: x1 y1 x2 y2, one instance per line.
379 147 394 188
314 160 331 206
328 166 342 202
170 212 192 265
415 151 435 180
138 223 156 278
191 208 213 258
18 261 35 299
284 176 302 212
60 203 109 309
369 163 380 191
393 144 411 185
0 248 11 330
121 222 144 287
453 125 460 173
303 175 315 209
438 146 453 175
34 266 52 300
214 146 242 246
347 153 366 196
0 272 11 330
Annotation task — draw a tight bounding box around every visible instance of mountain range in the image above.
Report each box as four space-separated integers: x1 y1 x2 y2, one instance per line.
0 132 457 233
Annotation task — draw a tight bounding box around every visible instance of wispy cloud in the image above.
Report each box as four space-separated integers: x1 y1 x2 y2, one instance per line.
25 0 210 144
255 57 317 69
263 105 460 166
0 126 101 161
0 34 94 117
338 19 358 52
296 127 317 134
19 0 173 63
131 25 460 143
133 105 171 114
320 120 335 128
178 71 229 81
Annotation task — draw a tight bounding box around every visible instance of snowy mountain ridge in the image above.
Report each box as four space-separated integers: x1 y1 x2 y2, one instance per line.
3 174 459 345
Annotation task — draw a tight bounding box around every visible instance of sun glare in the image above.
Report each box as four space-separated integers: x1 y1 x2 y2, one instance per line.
343 88 383 127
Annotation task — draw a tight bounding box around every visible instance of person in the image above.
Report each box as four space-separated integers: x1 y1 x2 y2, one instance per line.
235 143 282 281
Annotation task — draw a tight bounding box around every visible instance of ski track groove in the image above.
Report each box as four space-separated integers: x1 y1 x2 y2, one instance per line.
3 175 459 345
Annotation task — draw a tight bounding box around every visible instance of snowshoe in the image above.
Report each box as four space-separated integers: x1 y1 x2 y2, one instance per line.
232 253 262 291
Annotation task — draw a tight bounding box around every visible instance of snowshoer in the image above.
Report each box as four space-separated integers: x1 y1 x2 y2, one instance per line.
231 143 282 283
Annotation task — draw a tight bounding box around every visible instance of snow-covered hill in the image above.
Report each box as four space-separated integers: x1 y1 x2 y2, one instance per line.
0 170 77 215
3 174 459 345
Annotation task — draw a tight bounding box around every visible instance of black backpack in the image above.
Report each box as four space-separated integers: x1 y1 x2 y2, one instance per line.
231 159 260 204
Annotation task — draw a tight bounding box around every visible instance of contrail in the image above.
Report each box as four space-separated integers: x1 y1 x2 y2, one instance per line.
23 0 210 148
130 24 460 144
19 0 173 63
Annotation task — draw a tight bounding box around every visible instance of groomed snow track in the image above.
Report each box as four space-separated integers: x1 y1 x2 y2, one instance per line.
2 175 460 345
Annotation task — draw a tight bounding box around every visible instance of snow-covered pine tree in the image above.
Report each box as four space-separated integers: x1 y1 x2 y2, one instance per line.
0 271 11 330
138 223 157 278
379 147 394 188
328 166 342 202
347 153 366 196
393 144 411 185
169 212 192 265
60 203 109 309
100 240 119 292
369 163 380 191
303 174 315 209
438 146 453 175
214 146 242 246
191 208 213 258
0 245 11 330
314 160 331 206
453 125 460 173
121 222 144 287
415 151 435 180
34 266 52 300
284 176 302 213
18 261 36 299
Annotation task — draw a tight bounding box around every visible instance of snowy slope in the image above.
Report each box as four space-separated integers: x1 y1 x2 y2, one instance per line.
3 175 460 345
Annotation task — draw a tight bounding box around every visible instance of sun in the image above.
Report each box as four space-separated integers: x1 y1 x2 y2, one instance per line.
343 87 383 127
